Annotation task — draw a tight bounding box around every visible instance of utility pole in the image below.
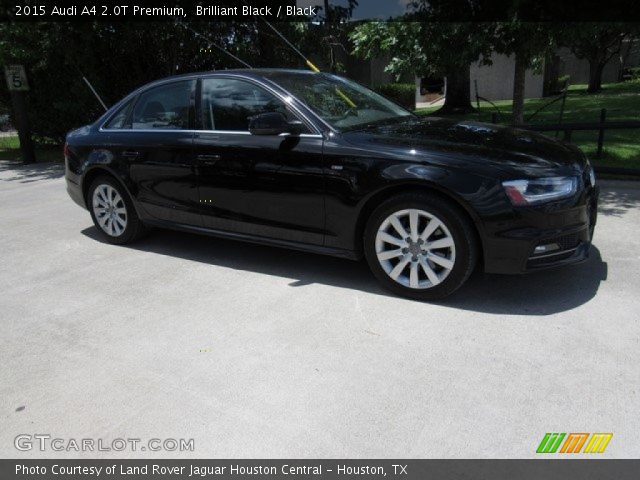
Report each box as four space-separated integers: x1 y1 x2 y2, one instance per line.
4 65 35 164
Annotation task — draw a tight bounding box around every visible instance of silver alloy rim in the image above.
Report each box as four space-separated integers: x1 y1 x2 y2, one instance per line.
375 209 456 289
92 184 127 237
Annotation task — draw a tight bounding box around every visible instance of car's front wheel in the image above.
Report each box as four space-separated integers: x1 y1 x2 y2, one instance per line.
87 175 145 245
364 192 478 300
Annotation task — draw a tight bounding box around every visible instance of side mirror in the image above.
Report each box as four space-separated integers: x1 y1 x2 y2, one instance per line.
248 112 302 136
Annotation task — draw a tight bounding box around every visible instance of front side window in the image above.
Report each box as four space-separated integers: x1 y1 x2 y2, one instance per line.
131 80 194 130
200 77 310 132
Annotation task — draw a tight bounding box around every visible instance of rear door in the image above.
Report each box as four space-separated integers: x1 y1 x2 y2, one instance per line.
193 75 325 245
122 79 201 225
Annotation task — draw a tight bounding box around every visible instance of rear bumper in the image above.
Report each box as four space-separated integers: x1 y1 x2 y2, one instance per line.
482 185 599 274
65 164 86 209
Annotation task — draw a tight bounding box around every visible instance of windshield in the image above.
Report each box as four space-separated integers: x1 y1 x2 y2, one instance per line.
267 72 413 131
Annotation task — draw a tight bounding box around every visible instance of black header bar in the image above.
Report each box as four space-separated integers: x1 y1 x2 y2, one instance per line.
3 0 640 23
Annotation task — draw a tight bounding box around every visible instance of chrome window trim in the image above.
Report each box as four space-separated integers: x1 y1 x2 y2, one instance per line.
97 127 322 139
98 72 329 136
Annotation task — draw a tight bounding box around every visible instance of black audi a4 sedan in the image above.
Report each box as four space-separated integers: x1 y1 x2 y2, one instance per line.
65 69 598 300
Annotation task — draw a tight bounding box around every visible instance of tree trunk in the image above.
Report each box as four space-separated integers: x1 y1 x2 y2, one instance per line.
543 54 561 96
438 64 474 114
10 91 36 164
324 0 331 21
329 45 336 73
619 39 632 81
512 53 527 125
323 0 336 72
587 59 605 93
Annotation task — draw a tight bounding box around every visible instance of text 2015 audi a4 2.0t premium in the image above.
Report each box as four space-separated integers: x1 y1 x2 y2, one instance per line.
64 69 599 300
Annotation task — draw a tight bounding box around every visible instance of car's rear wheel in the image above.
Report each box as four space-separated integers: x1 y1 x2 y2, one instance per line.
364 192 478 300
87 175 145 245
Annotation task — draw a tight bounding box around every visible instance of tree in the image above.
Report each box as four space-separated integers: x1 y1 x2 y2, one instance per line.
350 2 496 113
495 22 558 124
564 23 632 93
320 0 358 73
0 21 258 141
350 21 496 113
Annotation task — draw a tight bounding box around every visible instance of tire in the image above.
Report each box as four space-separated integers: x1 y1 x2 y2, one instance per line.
87 175 146 245
363 192 478 300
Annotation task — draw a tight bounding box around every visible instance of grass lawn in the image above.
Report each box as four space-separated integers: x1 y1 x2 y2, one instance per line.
0 134 61 163
415 80 640 170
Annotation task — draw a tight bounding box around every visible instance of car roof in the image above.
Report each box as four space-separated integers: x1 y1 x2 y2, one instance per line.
190 68 319 76
147 68 324 86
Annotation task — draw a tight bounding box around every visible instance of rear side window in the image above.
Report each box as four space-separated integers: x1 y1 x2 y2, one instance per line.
200 77 310 132
131 80 194 130
103 99 133 129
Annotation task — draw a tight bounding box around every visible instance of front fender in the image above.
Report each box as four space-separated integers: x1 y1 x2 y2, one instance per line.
357 162 501 233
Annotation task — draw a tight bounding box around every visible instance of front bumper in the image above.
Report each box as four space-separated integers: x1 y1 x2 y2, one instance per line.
482 184 599 274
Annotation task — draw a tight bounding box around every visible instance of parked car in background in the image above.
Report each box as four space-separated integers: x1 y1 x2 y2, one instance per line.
64 69 599 300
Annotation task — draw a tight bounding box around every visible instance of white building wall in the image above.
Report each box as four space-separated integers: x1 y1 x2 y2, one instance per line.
470 53 544 101
414 52 545 104
554 44 640 85
555 47 617 84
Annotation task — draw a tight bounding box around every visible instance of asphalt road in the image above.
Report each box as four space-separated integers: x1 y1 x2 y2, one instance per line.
1 160 638 458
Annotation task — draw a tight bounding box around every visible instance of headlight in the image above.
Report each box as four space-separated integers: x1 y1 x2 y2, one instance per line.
502 176 578 206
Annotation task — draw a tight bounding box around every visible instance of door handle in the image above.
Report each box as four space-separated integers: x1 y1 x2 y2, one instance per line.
122 150 140 157
197 154 221 165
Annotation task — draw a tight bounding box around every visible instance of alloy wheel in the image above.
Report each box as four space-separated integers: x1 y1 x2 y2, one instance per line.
92 184 127 237
375 208 456 289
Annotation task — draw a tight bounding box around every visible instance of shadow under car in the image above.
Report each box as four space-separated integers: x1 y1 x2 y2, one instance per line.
82 226 607 316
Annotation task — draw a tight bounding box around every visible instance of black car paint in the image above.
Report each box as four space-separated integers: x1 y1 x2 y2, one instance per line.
65 69 598 274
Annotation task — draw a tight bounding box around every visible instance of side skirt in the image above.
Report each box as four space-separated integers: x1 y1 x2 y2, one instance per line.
142 219 362 261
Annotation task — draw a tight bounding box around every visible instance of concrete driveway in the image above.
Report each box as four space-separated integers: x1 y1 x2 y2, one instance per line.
0 160 638 458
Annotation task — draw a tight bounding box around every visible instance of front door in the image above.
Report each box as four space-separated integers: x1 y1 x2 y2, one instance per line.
194 76 325 245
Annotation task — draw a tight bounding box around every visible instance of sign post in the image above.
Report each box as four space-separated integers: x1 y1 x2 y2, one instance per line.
4 65 35 164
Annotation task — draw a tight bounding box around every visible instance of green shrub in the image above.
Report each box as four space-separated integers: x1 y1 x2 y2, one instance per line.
547 74 570 95
375 83 415 110
629 67 640 81
557 75 571 89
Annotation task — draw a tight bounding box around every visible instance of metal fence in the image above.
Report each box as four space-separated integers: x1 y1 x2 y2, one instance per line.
490 109 640 176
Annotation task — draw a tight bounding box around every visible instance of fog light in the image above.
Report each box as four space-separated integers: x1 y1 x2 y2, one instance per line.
534 243 560 255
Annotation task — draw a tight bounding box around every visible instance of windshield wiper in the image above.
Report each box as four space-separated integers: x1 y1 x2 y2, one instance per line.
342 115 413 133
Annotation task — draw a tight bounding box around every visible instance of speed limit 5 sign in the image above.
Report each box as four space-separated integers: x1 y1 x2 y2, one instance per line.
4 65 29 91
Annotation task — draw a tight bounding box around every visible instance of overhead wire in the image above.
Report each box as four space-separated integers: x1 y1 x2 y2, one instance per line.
178 21 253 68
244 2 357 108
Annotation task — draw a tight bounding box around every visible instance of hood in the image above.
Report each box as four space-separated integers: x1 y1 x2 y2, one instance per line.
341 116 585 174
